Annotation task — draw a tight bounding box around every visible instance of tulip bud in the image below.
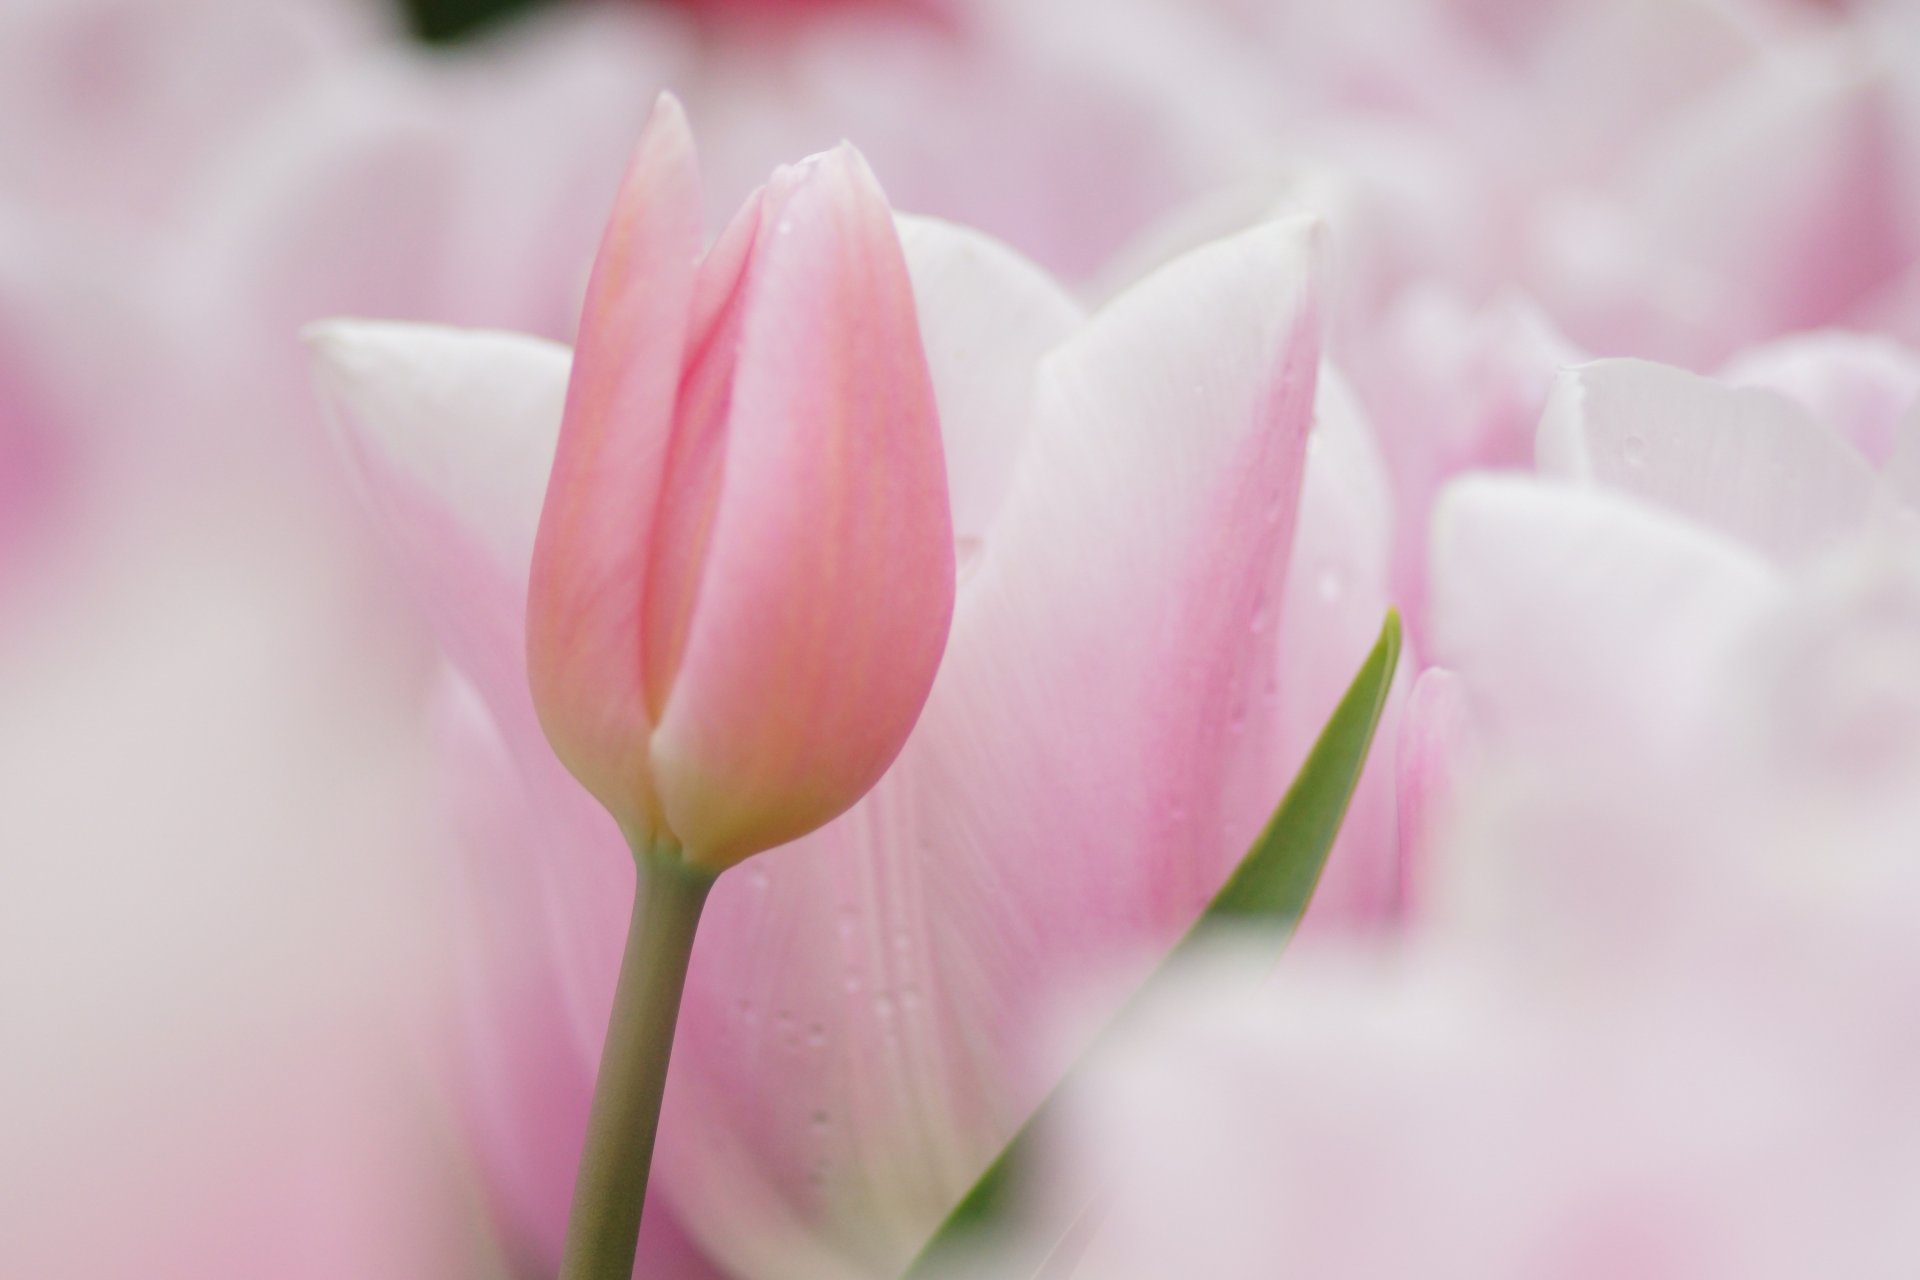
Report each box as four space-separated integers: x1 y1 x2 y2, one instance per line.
526 94 954 873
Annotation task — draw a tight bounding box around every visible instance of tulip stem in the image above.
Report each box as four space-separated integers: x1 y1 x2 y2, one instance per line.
559 844 714 1280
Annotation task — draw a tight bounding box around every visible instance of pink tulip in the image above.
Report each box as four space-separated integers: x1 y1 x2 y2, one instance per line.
313 168 1403 1271
524 94 953 870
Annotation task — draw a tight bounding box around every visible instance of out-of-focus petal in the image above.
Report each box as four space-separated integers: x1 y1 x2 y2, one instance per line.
1566 38 1909 362
0 0 366 228
1537 358 1875 564
1889 404 1920 513
427 668 730 1280
308 318 628 1062
1719 330 1920 468
1268 367 1406 930
1430 475 1780 759
1354 287 1581 640
1395 665 1472 915
307 320 569 584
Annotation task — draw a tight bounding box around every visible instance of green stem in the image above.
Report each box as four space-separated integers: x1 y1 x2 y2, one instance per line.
559 845 714 1280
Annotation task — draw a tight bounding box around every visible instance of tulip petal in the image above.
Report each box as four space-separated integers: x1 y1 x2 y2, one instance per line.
309 317 570 773
656 215 1328 1279
953 213 1325 939
1430 475 1780 761
309 318 631 1074
895 213 1085 545
1537 358 1875 565
1719 331 1920 469
1267 368 1406 931
650 145 954 867
427 667 733 1280
1626 43 1905 353
528 93 704 840
308 319 569 583
640 188 766 717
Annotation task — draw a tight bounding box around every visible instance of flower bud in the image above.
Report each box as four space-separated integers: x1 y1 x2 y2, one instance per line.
526 95 955 871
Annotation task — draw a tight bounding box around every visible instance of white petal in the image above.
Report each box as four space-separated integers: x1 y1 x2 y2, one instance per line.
1537 357 1875 565
307 318 569 584
1431 474 1781 761
1719 330 1920 468
896 213 1084 545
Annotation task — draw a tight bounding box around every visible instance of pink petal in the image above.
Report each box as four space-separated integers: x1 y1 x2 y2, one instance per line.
1623 42 1907 360
1889 404 1920 513
1265 367 1407 932
527 93 704 842
1395 665 1473 916
641 186 765 716
308 318 630 1072
1353 288 1581 642
649 144 954 868
659 214 1326 1276
427 669 728 1280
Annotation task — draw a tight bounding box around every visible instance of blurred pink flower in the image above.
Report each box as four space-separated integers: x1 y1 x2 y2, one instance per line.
1397 336 1920 883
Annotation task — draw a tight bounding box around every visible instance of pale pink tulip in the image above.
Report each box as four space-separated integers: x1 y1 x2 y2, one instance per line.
315 171 1410 1272
524 96 953 870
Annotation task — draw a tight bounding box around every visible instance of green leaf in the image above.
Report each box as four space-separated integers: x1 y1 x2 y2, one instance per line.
903 609 1403 1277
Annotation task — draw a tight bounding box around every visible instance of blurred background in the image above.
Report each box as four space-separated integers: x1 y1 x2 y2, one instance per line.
3 0 1917 1276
